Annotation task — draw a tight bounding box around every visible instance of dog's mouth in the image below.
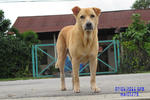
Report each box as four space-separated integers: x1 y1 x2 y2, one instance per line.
85 27 93 31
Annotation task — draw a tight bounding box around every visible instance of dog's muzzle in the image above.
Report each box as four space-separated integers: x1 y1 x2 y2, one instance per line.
84 22 93 31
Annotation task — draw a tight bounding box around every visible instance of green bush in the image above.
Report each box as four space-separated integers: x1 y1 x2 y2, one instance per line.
114 13 150 73
0 10 40 78
0 32 40 78
0 36 29 78
21 31 39 43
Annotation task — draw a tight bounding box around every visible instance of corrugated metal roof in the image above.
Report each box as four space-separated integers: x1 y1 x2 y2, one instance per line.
13 9 150 33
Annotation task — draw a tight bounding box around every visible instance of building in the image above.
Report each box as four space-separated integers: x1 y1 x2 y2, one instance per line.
13 9 150 73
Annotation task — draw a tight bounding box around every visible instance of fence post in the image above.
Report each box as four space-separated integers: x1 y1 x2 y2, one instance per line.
113 40 118 73
32 45 36 78
35 45 39 77
117 40 120 67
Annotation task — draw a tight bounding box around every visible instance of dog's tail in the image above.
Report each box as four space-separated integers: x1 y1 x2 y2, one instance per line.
55 61 59 69
55 30 67 69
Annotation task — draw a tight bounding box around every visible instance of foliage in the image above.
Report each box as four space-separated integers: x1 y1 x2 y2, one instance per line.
0 36 31 78
131 0 150 9
0 10 11 36
0 10 40 78
21 31 39 44
114 13 150 73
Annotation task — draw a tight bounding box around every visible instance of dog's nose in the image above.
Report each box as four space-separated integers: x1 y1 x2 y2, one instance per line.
86 22 92 28
85 22 93 30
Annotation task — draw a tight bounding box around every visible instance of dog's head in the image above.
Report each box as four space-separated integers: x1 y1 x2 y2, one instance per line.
72 6 101 32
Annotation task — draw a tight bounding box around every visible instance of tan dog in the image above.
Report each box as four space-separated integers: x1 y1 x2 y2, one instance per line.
55 6 101 93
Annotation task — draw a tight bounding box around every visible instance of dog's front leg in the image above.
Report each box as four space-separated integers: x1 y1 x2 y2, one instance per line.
72 58 80 93
89 57 100 93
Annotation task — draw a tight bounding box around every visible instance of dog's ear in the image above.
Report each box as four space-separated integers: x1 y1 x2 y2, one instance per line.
93 7 101 16
72 6 81 16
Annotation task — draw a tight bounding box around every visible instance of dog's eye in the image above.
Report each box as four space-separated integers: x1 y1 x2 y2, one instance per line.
90 14 95 18
80 15 85 19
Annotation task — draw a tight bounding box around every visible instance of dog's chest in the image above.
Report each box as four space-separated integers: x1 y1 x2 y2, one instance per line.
78 46 94 63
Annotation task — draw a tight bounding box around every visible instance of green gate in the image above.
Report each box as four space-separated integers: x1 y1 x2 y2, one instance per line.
32 40 120 78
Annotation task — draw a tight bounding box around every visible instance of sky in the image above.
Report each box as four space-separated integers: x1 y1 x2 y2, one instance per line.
0 0 136 25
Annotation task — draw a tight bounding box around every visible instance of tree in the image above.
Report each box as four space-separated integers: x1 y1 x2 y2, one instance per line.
131 0 150 9
21 31 39 44
0 10 40 78
113 13 150 73
0 10 11 36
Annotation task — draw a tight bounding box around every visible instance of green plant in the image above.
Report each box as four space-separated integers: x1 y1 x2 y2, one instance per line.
21 31 39 44
131 0 150 9
114 13 150 73
0 10 40 78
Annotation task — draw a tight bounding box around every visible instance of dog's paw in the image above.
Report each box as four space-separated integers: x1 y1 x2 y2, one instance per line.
73 88 80 93
91 87 100 93
61 87 67 91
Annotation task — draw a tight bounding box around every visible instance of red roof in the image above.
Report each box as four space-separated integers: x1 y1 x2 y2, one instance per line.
13 9 150 33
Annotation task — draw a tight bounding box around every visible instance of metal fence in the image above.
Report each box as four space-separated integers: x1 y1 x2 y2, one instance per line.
32 40 120 78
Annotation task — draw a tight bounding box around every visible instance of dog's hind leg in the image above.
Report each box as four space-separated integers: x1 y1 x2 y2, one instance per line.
55 34 67 91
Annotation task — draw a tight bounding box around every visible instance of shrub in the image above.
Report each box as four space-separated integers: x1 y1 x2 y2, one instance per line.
114 13 150 73
0 36 30 78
